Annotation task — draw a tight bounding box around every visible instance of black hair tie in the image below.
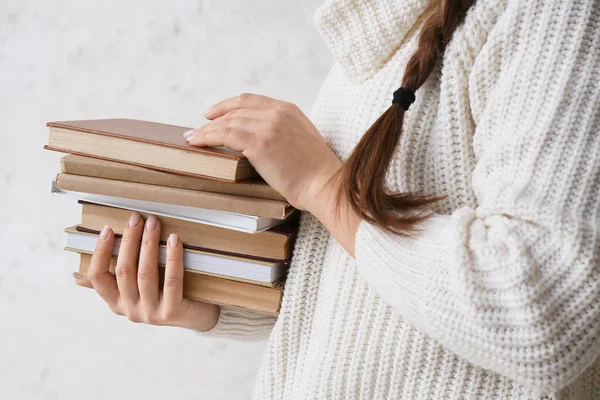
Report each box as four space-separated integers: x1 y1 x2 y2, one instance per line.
392 87 416 110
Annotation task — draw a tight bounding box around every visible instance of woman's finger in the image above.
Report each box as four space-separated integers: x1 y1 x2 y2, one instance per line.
187 125 255 151
162 234 184 312
213 108 266 120
88 225 119 309
204 93 279 120
75 276 94 289
186 110 267 148
137 215 161 307
209 115 264 131
115 213 144 308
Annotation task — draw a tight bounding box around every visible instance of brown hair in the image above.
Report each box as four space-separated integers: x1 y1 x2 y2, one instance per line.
337 0 475 236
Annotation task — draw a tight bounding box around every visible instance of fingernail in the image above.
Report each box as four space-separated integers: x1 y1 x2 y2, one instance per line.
183 129 196 140
128 213 141 228
204 107 212 117
146 215 157 231
100 225 111 240
168 233 179 248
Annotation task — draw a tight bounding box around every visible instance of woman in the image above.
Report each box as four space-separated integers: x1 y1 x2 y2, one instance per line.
78 0 600 398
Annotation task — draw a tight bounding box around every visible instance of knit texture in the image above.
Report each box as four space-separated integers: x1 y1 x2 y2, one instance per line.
201 0 600 398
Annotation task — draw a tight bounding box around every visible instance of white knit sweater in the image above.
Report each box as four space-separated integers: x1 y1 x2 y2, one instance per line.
202 0 600 398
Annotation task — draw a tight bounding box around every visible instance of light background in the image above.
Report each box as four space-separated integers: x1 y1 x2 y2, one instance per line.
0 1 331 398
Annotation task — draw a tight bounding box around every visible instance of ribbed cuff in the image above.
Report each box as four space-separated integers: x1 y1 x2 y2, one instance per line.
197 307 277 341
354 212 463 334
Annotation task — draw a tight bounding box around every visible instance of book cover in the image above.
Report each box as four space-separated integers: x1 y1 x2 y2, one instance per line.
45 118 257 182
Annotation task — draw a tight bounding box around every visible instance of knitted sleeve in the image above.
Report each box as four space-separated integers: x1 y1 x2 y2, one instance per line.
197 307 277 341
354 0 600 391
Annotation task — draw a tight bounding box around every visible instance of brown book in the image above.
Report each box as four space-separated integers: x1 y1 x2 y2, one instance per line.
80 203 296 261
45 118 257 182
55 173 293 220
75 254 282 314
60 155 285 201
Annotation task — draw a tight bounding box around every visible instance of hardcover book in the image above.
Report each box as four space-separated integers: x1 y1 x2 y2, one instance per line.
79 203 296 261
75 254 282 314
45 119 257 182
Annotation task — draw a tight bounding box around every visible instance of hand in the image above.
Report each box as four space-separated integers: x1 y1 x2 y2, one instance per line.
76 213 220 332
184 93 343 211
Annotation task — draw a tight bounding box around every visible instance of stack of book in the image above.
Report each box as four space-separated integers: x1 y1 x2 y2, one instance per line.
45 119 298 315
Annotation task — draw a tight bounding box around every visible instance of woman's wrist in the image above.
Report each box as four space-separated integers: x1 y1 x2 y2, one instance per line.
303 164 362 257
302 161 342 218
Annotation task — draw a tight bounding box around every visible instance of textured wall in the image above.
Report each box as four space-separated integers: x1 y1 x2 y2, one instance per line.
0 1 331 398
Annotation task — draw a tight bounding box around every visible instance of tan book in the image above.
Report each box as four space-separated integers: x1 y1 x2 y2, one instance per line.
54 173 293 220
61 155 285 202
80 203 295 261
64 226 287 285
75 254 282 315
45 118 257 182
